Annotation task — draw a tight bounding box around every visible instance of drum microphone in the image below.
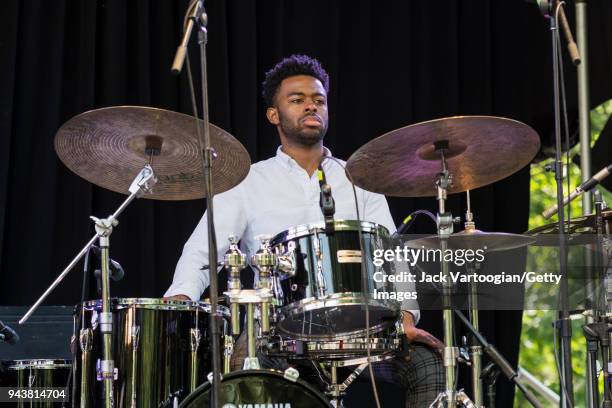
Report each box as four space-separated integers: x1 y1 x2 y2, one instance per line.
90 245 125 281
317 162 335 235
0 320 20 345
542 163 612 219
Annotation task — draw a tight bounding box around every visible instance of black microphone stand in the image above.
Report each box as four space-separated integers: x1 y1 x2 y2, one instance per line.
172 1 222 406
542 1 576 405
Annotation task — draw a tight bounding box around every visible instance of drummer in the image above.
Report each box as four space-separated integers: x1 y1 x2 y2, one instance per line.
165 54 443 406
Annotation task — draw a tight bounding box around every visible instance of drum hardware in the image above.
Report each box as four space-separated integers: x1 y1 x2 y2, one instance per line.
130 322 140 408
190 327 202 392
481 363 500 408
251 235 277 334
223 335 234 374
19 164 157 408
224 235 247 337
454 309 543 408
312 229 328 298
79 327 93 407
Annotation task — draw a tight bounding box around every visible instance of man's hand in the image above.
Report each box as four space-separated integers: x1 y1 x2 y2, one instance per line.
402 311 444 352
165 294 191 301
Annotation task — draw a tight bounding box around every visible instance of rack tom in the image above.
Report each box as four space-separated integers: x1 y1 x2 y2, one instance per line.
271 220 399 340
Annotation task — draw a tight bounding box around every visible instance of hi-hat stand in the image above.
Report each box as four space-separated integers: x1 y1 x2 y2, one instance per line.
19 165 157 408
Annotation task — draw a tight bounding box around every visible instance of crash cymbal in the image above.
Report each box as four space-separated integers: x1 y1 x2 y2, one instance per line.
527 210 611 246
346 116 540 197
404 229 536 253
55 106 251 200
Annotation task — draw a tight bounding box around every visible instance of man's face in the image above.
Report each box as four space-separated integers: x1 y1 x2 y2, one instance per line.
266 75 329 146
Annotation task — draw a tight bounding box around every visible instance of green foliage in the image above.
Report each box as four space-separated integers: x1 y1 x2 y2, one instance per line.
515 100 612 407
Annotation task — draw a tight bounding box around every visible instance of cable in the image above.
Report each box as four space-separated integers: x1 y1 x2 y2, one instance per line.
324 156 382 408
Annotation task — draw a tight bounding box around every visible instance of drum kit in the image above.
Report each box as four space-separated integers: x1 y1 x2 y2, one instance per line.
2 6 610 408
6 98 604 408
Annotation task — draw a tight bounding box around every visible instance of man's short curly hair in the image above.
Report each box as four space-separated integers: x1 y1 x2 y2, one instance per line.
262 54 330 107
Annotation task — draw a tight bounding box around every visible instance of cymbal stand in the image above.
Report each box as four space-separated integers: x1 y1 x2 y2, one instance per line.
19 165 157 408
583 190 612 407
464 190 483 407
430 141 475 408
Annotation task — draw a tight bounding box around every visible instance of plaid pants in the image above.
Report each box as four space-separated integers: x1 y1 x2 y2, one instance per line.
231 334 444 408
359 344 445 407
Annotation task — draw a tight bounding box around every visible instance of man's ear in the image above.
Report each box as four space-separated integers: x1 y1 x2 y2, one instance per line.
266 107 279 125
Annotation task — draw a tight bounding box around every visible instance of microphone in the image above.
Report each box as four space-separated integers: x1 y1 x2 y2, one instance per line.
526 0 581 65
542 163 612 219
317 162 335 235
0 320 20 345
90 245 125 281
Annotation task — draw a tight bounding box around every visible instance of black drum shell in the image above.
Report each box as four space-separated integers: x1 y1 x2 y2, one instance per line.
72 298 227 407
271 220 400 339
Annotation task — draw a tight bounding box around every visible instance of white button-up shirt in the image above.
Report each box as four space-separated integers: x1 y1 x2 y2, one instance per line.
165 146 419 322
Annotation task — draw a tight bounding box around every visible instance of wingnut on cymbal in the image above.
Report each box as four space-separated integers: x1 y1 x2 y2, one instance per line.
54 106 251 200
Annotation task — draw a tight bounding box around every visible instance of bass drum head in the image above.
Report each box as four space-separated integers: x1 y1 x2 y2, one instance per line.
179 370 332 408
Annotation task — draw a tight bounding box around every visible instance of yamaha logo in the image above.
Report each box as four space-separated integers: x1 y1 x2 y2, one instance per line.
222 404 292 408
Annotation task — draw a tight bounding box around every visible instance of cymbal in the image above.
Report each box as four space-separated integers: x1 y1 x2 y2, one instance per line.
55 106 251 200
346 116 540 197
404 229 536 253
527 210 611 246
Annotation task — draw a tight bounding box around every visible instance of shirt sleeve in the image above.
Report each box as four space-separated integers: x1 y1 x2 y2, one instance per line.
164 184 248 300
362 189 421 325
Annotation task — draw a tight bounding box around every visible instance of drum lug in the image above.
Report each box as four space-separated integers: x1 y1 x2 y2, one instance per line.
131 325 140 349
79 328 93 352
96 359 118 381
277 241 297 277
283 367 300 383
190 328 201 352
207 371 223 383
242 357 260 370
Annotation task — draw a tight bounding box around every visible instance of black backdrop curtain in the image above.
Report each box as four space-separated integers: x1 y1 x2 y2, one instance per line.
1 1 612 406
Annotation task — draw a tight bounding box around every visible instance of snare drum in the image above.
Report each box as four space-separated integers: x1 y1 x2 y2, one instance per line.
2 359 71 407
72 298 229 407
271 220 399 340
179 369 332 408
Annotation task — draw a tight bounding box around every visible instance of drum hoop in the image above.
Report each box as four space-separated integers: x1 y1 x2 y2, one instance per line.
7 359 71 370
79 297 230 316
179 369 332 407
271 219 389 244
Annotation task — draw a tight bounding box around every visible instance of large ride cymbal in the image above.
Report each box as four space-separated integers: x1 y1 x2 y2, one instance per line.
55 106 251 200
346 116 540 197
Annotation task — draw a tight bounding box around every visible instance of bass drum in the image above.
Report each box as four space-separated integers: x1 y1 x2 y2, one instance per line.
179 370 332 408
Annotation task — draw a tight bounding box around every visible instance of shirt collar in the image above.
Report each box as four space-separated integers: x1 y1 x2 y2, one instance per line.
275 145 333 170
